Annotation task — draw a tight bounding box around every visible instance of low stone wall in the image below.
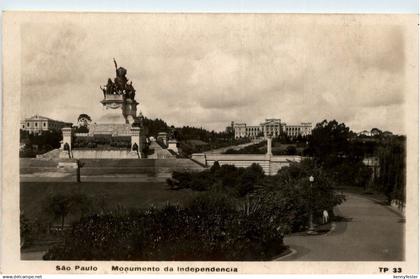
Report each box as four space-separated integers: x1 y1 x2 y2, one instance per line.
74 133 89 137
269 155 302 174
192 153 302 175
191 153 207 166
70 149 139 159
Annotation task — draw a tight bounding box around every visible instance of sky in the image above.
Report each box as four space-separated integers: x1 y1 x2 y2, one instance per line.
19 13 414 134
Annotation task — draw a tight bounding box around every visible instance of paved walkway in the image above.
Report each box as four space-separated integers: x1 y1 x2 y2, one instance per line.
204 138 265 154
279 193 404 261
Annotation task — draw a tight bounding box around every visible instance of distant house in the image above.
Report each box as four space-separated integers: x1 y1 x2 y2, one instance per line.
20 115 72 134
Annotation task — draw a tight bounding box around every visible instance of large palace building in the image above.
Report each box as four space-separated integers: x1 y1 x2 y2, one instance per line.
231 118 312 139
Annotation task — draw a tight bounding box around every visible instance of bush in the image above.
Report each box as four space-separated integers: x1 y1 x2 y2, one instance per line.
20 214 33 247
272 159 345 230
224 141 266 154
19 146 36 158
286 146 297 155
87 142 97 148
74 126 89 133
43 193 288 261
325 160 372 188
169 163 264 197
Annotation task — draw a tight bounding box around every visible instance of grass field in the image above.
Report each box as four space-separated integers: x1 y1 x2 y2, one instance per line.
20 181 198 223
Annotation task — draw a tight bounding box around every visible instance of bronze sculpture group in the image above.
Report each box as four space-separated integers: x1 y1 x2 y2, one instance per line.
100 58 136 100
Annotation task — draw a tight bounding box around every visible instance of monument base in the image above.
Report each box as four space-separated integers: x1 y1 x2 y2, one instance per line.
167 140 179 154
70 149 143 159
88 123 132 136
97 107 128 124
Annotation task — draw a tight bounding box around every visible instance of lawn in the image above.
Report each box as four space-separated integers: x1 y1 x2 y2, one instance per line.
271 143 306 154
20 181 198 223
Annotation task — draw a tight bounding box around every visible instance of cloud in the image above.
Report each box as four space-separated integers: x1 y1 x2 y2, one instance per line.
22 22 88 86
20 14 411 134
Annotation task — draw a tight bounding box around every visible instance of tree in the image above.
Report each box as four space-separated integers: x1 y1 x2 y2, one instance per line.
20 213 33 248
75 126 89 133
210 161 221 173
371 128 382 137
43 194 73 230
375 137 406 203
308 120 351 165
237 163 265 196
286 145 297 155
272 159 345 227
142 117 170 137
76 114 91 133
77 114 92 122
43 193 93 230
307 120 374 188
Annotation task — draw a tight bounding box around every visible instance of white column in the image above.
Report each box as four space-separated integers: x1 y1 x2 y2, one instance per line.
266 135 272 157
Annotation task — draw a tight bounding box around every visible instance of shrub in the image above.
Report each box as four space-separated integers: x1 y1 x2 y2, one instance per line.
20 214 33 248
169 163 264 197
286 146 297 155
87 142 96 148
43 193 288 261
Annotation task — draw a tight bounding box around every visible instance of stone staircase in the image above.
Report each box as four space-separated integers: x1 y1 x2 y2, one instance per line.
78 158 203 175
20 157 205 182
35 149 61 160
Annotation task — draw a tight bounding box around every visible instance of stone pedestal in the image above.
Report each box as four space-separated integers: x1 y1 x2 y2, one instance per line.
60 127 73 158
61 127 73 149
130 126 145 158
99 94 138 124
167 139 178 154
123 99 138 124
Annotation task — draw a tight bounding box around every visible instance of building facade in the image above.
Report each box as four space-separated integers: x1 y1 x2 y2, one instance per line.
233 123 248 138
260 119 282 138
20 115 72 134
232 118 312 139
284 122 312 137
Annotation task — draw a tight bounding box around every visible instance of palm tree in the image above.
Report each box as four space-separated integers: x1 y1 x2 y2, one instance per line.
44 194 73 231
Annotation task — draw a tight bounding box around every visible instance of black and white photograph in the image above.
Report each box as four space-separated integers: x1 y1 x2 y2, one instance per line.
1 10 418 275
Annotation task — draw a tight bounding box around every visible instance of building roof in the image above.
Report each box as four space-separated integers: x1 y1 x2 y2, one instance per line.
260 119 281 126
285 123 312 127
22 115 72 124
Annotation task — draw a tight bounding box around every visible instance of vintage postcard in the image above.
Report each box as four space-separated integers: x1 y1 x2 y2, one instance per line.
1 11 418 275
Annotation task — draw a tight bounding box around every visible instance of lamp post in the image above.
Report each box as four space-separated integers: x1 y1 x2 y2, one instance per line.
307 175 316 234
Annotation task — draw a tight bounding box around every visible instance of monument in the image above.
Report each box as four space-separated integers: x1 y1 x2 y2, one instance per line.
60 59 145 159
98 58 138 124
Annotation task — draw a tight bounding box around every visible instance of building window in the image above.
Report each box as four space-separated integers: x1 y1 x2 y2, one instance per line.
35 122 38 127
43 122 46 127
27 122 30 127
